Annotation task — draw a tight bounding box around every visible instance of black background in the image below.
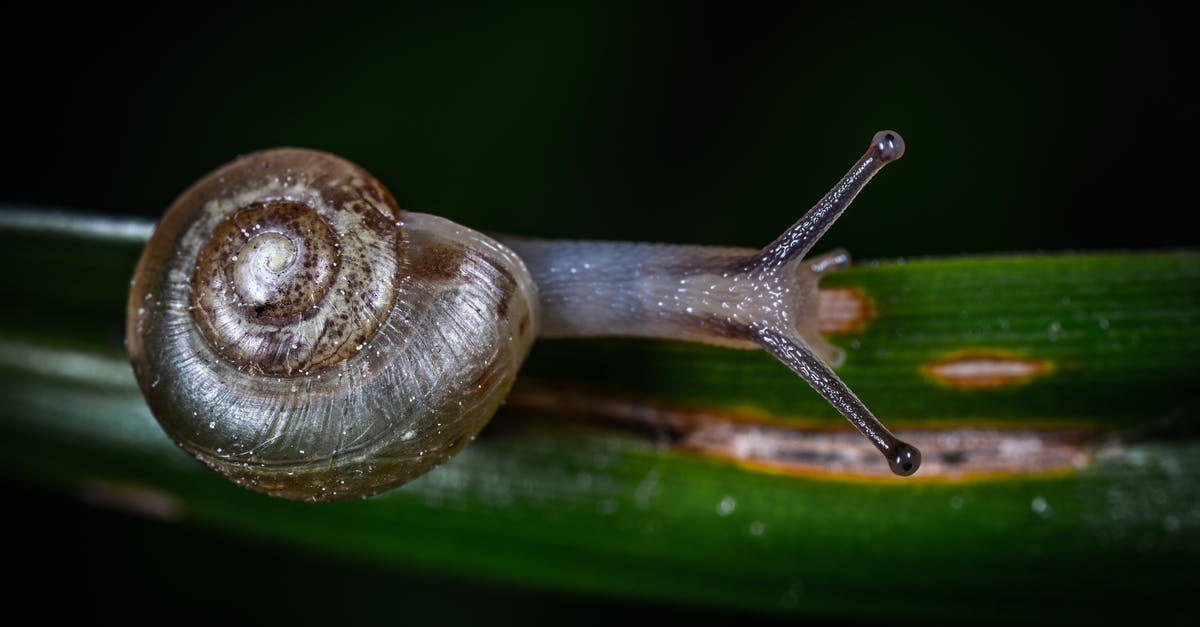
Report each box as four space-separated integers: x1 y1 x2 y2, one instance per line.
3 4 1195 256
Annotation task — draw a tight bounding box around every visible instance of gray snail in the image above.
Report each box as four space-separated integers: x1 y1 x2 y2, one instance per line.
126 130 920 502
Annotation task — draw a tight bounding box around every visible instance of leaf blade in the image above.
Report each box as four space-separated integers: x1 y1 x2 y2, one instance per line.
1 214 1198 622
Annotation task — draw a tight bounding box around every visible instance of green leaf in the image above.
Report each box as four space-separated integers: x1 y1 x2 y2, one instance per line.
1 213 1197 624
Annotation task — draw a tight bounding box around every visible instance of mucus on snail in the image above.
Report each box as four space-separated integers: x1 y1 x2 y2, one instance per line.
126 130 920 502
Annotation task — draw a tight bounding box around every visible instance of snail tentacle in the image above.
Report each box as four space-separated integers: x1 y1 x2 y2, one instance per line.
501 131 920 475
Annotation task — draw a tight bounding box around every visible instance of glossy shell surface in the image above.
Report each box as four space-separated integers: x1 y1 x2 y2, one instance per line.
126 149 538 501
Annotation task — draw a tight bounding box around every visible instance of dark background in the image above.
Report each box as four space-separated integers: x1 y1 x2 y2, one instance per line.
2 3 1195 623
3 3 1196 256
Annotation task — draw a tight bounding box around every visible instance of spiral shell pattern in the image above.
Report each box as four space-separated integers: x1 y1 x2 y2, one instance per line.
127 149 538 501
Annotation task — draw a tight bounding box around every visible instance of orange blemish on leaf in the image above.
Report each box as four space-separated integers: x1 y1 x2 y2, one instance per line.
817 287 874 334
682 423 1095 483
506 380 1097 482
923 351 1052 389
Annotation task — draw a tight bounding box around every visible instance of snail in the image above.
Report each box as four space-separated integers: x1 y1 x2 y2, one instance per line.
126 130 920 502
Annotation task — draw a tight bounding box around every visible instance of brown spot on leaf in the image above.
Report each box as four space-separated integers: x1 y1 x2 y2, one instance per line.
817 287 873 334
505 379 1097 481
923 351 1052 389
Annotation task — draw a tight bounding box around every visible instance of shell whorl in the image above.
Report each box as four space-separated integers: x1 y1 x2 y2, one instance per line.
126 149 538 501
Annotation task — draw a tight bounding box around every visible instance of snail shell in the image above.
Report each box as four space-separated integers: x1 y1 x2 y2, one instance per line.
126 148 538 501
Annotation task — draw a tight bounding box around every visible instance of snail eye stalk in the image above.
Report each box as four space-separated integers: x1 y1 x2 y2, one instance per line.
748 130 919 477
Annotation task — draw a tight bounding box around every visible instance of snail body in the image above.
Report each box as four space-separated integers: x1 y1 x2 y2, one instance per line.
127 132 919 502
